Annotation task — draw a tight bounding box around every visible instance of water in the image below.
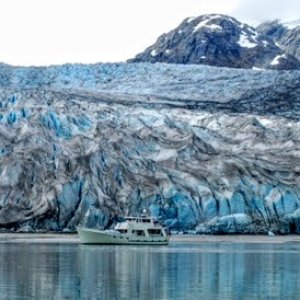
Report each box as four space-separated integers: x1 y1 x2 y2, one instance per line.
0 242 300 299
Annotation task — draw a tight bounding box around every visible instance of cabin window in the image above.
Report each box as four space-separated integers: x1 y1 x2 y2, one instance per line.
141 219 151 223
132 230 145 236
148 229 162 236
117 229 127 233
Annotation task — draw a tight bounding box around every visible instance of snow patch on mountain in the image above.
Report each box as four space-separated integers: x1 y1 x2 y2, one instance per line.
271 54 286 65
238 33 257 48
187 17 196 23
193 16 222 33
150 50 158 57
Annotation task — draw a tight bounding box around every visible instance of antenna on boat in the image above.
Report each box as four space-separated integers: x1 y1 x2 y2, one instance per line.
141 208 148 218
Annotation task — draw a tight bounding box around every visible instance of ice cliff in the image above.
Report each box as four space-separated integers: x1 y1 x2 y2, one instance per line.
1 62 300 233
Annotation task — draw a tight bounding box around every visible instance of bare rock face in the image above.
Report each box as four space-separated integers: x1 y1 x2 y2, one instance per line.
257 20 300 62
0 63 300 233
130 14 300 70
257 20 288 43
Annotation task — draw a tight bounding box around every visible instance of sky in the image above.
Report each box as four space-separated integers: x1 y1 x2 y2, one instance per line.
0 0 298 66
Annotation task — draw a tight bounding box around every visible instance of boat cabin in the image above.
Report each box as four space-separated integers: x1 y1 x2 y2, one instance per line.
114 217 165 238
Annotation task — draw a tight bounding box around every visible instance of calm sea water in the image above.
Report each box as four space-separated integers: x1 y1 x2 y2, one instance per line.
0 241 300 299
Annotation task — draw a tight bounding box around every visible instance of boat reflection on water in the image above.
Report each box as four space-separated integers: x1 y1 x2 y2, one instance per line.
0 242 300 299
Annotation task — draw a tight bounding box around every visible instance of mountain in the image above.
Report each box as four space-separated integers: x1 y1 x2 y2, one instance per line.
0 63 300 234
130 14 300 70
257 20 300 61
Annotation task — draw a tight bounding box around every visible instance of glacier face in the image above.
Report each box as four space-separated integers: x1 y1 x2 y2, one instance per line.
1 63 300 233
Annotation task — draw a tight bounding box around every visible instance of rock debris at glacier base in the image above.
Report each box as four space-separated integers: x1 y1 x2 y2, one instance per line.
0 63 300 233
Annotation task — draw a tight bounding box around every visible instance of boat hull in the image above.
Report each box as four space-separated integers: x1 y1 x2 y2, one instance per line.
77 227 169 245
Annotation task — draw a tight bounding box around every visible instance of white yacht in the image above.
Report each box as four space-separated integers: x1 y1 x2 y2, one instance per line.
77 217 170 245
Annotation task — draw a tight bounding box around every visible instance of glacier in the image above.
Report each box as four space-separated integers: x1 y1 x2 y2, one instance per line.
0 62 300 233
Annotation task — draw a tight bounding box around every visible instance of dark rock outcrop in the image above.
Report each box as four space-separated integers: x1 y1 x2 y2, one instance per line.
257 20 300 61
130 14 300 70
0 63 300 233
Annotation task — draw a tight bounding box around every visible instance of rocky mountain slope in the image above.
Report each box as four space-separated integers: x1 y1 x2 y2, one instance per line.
1 63 300 233
130 14 300 70
257 20 300 61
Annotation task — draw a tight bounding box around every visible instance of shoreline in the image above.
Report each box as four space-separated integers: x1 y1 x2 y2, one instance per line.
1 233 300 244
